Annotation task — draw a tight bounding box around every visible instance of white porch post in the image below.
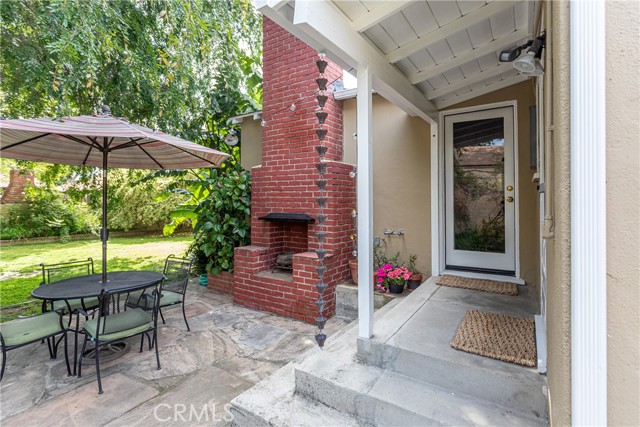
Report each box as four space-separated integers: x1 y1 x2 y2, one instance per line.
357 65 374 339
570 0 607 425
430 123 440 277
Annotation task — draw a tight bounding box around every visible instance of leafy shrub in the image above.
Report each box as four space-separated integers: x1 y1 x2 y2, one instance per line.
108 180 188 232
0 187 99 240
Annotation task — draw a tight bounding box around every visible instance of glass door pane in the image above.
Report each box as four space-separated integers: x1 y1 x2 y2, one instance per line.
452 118 505 253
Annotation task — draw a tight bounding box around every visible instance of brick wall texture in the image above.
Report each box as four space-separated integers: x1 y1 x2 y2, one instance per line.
1 170 35 204
232 17 356 324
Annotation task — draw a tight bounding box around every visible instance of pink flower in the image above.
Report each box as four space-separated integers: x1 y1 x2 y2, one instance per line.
383 263 393 271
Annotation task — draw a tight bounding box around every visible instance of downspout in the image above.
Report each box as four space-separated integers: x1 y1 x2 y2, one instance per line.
542 0 555 239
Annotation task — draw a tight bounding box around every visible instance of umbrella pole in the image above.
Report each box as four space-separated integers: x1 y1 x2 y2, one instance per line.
101 151 108 283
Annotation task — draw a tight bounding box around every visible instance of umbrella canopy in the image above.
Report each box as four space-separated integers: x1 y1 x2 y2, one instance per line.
0 107 230 282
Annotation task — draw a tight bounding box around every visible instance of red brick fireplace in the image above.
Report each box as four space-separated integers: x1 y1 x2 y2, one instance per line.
232 17 355 324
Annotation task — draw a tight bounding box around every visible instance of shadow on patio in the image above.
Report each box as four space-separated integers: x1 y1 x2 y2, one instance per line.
0 282 349 426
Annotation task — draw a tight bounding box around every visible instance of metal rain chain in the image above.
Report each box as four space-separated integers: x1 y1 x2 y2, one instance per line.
314 53 329 348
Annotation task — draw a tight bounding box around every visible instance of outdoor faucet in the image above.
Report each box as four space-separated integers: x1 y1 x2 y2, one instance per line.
383 228 405 236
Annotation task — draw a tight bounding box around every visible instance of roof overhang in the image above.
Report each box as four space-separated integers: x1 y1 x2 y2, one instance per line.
255 0 538 125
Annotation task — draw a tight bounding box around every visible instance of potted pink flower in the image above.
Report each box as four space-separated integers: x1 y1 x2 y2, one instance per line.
375 264 412 294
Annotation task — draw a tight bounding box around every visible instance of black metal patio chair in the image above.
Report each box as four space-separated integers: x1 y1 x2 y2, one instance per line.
125 255 194 331
77 280 162 394
40 258 101 374
0 309 71 381
40 258 100 319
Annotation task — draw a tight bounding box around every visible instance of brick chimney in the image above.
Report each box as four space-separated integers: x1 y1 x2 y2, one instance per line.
232 17 356 324
0 170 35 204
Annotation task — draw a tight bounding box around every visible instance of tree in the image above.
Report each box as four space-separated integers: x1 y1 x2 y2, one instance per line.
0 0 262 237
0 0 262 140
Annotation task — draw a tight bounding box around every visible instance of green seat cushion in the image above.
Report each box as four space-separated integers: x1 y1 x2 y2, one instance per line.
84 308 152 342
126 290 181 309
159 291 182 307
52 297 100 313
1 312 65 347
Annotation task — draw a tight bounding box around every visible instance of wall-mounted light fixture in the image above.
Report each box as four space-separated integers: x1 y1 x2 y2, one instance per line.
500 34 545 76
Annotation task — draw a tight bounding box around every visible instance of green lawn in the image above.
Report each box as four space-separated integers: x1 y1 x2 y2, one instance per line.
0 235 192 321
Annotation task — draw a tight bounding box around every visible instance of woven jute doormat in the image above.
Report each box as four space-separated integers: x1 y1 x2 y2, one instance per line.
450 309 537 367
435 275 518 296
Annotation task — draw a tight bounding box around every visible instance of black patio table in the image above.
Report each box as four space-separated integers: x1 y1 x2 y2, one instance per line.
31 271 164 301
31 270 164 374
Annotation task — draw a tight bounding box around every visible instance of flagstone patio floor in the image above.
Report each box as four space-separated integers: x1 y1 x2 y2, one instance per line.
0 282 349 426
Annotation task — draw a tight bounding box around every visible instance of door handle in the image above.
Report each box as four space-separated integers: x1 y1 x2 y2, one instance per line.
506 196 514 203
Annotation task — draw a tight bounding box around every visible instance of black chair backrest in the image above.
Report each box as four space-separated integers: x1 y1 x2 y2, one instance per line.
41 258 94 285
161 255 193 295
95 280 162 339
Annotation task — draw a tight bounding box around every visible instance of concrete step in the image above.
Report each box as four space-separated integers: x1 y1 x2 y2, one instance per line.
356 280 548 421
335 283 401 322
293 324 546 426
230 363 371 427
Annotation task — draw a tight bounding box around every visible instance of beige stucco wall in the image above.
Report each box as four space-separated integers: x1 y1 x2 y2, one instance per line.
240 118 263 171
343 95 432 276
606 1 640 425
544 1 573 425
445 81 539 287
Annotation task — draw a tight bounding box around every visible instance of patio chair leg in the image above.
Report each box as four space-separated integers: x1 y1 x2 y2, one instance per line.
1 347 6 381
46 337 55 359
73 313 80 375
159 307 166 325
77 335 88 378
95 341 103 394
139 334 145 353
181 301 190 331
154 330 160 370
63 331 71 376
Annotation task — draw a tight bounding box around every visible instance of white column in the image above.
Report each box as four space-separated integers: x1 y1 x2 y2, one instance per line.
357 65 374 339
570 1 607 425
430 123 440 276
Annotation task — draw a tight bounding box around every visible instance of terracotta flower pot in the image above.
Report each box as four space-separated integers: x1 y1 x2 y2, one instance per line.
407 273 424 290
349 260 377 287
348 259 358 285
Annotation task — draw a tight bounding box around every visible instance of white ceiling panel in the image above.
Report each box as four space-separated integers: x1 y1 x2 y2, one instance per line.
402 1 439 37
416 80 433 94
380 12 417 47
477 51 499 70
361 0 386 12
333 1 369 21
466 19 494 47
515 1 532 30
363 25 399 54
501 68 520 78
408 49 437 70
471 80 488 90
457 0 487 16
446 29 474 56
484 74 502 85
455 86 473 96
427 39 454 64
459 59 482 77
395 58 419 77
428 74 450 89
428 0 463 27
489 5 516 38
442 67 465 84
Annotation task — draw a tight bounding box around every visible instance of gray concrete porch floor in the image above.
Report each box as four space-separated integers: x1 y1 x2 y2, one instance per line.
232 277 549 426
0 282 349 427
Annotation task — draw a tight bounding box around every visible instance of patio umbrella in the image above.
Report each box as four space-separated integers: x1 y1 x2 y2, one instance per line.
0 106 229 282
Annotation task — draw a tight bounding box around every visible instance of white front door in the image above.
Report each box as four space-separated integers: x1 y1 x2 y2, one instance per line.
444 106 516 274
